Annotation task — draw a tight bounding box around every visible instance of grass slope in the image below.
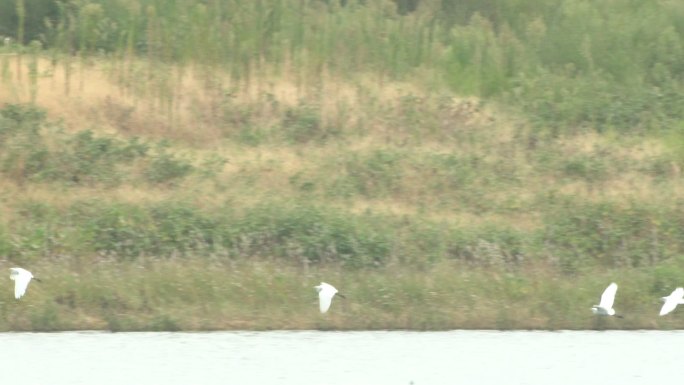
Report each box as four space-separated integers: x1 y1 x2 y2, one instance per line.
0 1 683 330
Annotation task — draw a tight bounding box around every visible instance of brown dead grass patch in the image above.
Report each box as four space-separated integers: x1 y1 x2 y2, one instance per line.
1 55 489 147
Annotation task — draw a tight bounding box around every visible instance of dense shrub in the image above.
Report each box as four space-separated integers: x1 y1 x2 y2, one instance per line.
144 145 194 185
542 199 684 272
0 104 194 186
54 201 392 267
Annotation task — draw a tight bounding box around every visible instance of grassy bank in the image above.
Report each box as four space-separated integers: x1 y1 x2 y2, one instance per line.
2 257 683 332
0 1 684 330
1 69 684 330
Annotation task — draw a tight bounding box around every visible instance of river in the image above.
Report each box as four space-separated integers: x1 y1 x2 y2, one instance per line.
0 330 679 384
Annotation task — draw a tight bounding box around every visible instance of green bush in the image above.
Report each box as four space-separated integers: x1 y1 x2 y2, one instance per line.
559 153 609 182
85 203 158 259
331 149 405 198
144 144 194 185
48 130 148 185
281 102 333 144
229 203 392 267
0 103 45 130
541 199 684 271
0 104 198 186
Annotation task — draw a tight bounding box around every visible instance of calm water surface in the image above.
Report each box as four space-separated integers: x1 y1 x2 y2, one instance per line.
0 330 679 385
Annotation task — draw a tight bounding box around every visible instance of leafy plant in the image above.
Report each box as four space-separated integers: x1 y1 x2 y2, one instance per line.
144 144 194 185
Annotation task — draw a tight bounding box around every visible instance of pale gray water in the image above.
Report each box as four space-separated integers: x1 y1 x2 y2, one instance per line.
0 330 679 385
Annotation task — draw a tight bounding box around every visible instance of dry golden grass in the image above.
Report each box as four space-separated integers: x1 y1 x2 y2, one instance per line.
1 52 684 256
2 51 681 221
1 54 488 144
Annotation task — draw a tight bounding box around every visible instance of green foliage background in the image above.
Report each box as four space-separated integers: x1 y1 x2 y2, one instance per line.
3 0 681 132
0 0 683 330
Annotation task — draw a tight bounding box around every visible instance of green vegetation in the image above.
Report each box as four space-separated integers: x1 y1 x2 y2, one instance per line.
3 257 682 331
2 0 681 132
0 0 683 330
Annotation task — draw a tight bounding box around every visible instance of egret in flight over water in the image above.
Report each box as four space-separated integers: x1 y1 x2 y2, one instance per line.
9 267 40 299
659 287 684 316
315 282 345 313
591 282 619 316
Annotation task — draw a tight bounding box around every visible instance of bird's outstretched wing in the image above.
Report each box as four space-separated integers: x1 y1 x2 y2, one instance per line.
661 287 684 316
319 292 334 313
317 282 338 313
660 299 678 316
673 287 684 300
598 282 618 309
9 268 33 299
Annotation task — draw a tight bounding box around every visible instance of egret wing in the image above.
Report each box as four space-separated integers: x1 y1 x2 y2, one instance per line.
661 288 684 315
10 268 33 299
319 291 334 313
598 283 618 309
660 298 678 316
673 287 684 299
317 282 338 313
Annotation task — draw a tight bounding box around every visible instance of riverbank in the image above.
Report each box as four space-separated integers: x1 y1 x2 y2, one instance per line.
2 257 682 331
1 0 684 331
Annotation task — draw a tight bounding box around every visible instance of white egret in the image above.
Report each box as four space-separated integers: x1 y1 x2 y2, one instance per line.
591 282 619 316
9 267 40 299
659 287 684 316
314 282 345 313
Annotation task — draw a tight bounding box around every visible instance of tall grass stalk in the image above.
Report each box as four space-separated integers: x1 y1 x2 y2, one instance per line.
26 40 39 103
14 0 25 81
14 0 680 132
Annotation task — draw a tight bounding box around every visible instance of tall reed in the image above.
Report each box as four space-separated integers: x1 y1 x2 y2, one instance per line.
14 0 678 132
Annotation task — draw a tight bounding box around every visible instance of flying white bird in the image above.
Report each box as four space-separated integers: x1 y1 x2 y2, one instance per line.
591 282 619 316
314 282 345 313
9 267 40 299
659 287 684 316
